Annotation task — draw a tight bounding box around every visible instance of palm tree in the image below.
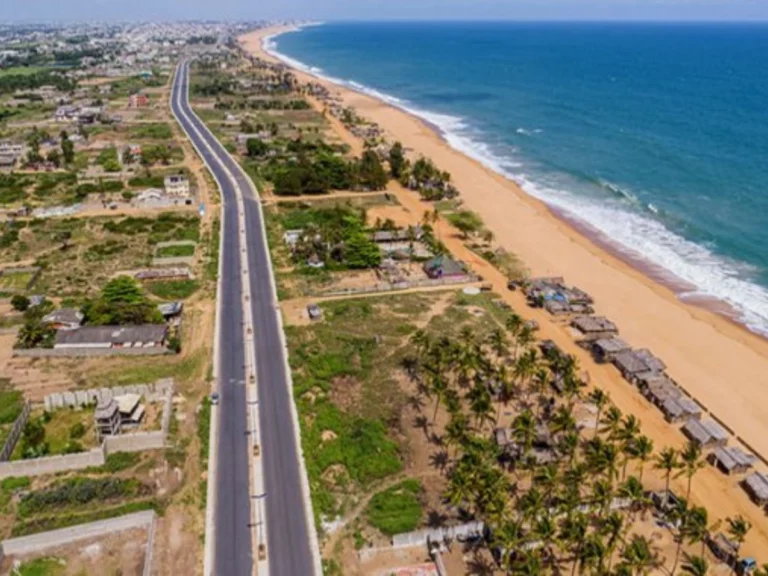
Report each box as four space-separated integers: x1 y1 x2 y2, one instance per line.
631 434 654 483
654 447 681 502
512 409 537 457
620 534 661 575
677 441 706 500
726 515 751 571
428 373 449 424
600 511 626 573
681 554 709 576
587 388 610 439
444 410 469 458
487 327 509 359
599 405 623 440
560 512 589 576
577 535 607 576
618 475 648 523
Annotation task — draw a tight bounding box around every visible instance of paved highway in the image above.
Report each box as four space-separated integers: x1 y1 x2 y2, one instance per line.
171 61 317 575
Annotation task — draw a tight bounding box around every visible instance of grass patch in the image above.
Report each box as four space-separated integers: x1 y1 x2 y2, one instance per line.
12 499 158 537
147 279 199 300
86 451 142 474
0 380 24 424
0 270 34 292
13 557 65 576
366 479 423 536
155 244 195 258
129 123 173 140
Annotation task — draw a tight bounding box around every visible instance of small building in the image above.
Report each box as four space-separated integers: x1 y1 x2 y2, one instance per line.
128 93 150 108
54 324 169 350
307 254 325 269
157 301 183 322
42 308 84 331
682 418 728 448
661 395 702 424
612 348 665 384
0 154 17 169
163 175 191 198
571 316 618 341
742 471 768 507
591 337 630 363
95 398 121 439
650 489 681 514
709 446 756 475
371 226 423 243
423 255 464 280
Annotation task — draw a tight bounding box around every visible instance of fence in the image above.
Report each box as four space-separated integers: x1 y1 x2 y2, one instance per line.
13 347 172 358
44 378 173 411
0 401 30 462
321 274 477 298
0 510 156 570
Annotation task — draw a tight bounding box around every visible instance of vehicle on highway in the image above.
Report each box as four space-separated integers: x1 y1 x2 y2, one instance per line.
210 392 220 406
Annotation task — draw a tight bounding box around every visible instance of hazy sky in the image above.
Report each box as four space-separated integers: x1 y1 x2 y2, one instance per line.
3 0 768 23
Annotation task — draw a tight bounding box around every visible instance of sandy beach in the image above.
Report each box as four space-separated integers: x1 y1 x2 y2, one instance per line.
241 25 768 553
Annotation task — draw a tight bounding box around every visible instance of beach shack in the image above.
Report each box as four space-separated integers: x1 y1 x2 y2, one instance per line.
661 395 702 424
742 472 768 507
682 418 729 449
591 337 630 363
709 446 756 475
708 532 739 564
639 375 702 423
612 348 666 384
571 316 618 341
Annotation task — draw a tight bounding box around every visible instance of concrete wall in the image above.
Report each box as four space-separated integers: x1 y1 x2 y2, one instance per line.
105 431 165 453
0 510 155 558
322 274 477 297
44 378 173 411
0 446 105 478
151 256 196 267
13 347 172 358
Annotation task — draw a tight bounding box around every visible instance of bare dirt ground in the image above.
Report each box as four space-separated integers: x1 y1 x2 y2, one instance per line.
1 527 149 576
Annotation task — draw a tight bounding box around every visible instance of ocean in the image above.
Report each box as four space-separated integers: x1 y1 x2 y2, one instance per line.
267 22 768 336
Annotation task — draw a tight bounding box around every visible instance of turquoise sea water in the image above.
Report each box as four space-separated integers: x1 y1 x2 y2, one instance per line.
268 22 768 335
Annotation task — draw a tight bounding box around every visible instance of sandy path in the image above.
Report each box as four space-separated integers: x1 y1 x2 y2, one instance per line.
241 27 768 555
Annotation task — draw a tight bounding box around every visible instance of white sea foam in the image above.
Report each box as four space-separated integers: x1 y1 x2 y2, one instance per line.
263 29 768 337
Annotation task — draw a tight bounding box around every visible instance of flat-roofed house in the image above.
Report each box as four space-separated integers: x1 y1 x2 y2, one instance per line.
116 393 145 428
163 175 190 198
95 398 121 439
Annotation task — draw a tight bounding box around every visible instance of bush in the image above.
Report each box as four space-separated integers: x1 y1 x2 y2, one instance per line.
18 477 150 518
68 422 86 439
11 294 30 312
366 479 423 536
0 386 25 425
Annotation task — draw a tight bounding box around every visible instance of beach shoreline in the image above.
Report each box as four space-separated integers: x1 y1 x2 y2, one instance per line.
239 24 768 553
257 24 766 343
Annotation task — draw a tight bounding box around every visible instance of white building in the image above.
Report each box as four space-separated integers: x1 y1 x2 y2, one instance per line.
163 175 191 198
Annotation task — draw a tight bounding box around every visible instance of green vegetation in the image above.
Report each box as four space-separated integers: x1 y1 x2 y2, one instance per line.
277 204 381 271
447 210 484 239
147 279 199 300
366 479 423 536
96 147 121 172
0 269 35 291
156 244 195 258
102 213 200 243
12 556 65 576
129 122 173 140
0 382 24 425
18 477 150 518
0 70 75 95
82 275 163 326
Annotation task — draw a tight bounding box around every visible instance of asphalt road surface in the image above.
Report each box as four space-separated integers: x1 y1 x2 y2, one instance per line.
171 61 315 576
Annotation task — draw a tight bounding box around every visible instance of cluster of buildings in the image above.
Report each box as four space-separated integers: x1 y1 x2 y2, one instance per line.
522 274 768 518
0 140 23 170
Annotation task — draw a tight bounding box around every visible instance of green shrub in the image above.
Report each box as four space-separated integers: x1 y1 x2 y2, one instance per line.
366 479 423 536
0 386 24 425
68 422 86 439
18 477 150 518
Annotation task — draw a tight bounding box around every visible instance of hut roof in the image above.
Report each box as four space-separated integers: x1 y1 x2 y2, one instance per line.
712 446 756 472
634 348 666 373
572 316 617 334
593 337 630 355
743 472 768 502
613 350 650 376
683 419 727 445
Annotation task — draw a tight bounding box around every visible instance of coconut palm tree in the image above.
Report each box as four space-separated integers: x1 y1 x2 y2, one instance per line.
630 434 654 483
512 409 537 458
677 440 706 500
599 405 623 440
620 534 661 575
618 475 648 523
726 515 751 571
587 387 610 439
577 535 607 576
487 327 509 359
559 512 589 576
427 373 450 424
654 447 681 502
600 511 626 573
681 554 709 576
